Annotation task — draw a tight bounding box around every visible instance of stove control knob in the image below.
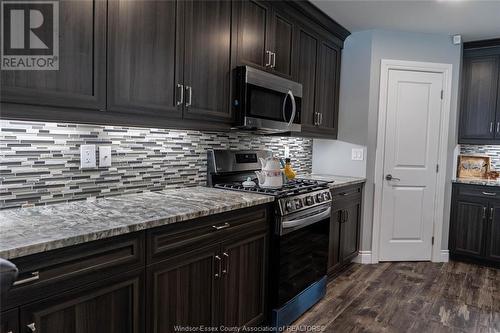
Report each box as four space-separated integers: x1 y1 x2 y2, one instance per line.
294 199 303 209
316 193 324 202
323 192 331 201
285 200 294 212
305 196 314 206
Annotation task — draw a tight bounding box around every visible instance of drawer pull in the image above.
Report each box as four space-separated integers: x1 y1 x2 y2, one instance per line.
212 222 230 230
27 323 36 332
13 271 39 286
482 191 496 196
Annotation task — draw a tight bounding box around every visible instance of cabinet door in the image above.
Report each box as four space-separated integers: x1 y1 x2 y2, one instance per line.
340 200 361 263
271 11 293 77
295 27 319 130
147 245 219 333
183 0 233 122
107 0 182 118
314 40 340 138
1 0 106 110
328 207 342 273
220 232 268 327
459 55 499 140
485 202 500 263
1 309 19 333
19 270 143 333
234 0 272 69
450 197 486 257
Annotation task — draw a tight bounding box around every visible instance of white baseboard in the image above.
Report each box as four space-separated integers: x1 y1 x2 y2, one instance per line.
440 250 449 262
352 251 372 264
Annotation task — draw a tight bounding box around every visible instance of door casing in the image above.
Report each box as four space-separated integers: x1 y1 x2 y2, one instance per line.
371 59 453 264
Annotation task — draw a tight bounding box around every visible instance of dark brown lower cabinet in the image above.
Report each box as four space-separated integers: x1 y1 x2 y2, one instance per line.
449 183 500 267
0 309 19 333
1 204 271 333
221 232 268 326
328 184 362 276
19 269 143 333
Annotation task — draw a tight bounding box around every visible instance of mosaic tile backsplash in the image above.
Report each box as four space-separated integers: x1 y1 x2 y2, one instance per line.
0 120 312 209
461 145 500 170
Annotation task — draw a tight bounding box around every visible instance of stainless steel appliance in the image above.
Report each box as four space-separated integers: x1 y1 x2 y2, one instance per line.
233 66 302 134
207 149 331 327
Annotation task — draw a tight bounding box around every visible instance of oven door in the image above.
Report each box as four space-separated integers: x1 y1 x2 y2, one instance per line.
236 66 302 133
276 204 330 307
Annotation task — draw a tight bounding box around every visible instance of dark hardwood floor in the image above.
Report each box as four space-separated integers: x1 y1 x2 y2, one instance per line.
292 261 500 332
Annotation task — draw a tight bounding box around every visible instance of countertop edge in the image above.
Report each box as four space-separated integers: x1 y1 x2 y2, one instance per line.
0 195 274 260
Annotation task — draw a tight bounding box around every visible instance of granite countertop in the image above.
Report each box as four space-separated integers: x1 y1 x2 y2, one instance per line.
297 174 366 189
452 178 500 187
0 187 274 260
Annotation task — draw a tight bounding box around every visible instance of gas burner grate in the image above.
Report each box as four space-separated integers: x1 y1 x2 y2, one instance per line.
214 179 329 197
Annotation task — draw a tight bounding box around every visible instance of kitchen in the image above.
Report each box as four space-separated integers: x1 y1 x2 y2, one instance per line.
0 0 499 332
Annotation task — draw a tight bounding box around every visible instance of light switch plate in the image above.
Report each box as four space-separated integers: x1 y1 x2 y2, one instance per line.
80 145 96 168
351 148 364 161
99 146 112 167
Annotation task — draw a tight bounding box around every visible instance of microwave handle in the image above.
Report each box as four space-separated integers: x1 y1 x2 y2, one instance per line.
282 90 296 128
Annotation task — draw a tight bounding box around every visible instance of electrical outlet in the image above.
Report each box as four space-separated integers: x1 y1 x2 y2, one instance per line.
80 145 96 168
351 148 364 161
99 146 112 167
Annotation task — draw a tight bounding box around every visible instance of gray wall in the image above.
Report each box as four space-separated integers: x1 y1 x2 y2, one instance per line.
315 29 462 252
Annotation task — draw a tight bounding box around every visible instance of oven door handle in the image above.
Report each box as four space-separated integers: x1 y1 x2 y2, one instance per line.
282 206 331 230
282 90 296 128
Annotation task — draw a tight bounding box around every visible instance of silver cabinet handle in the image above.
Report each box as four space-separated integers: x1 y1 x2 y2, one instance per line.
214 255 222 278
490 122 494 133
282 90 296 128
385 174 400 181
482 191 496 196
212 222 230 230
185 86 192 107
27 323 36 332
271 52 276 68
319 113 323 125
265 50 272 67
314 112 318 125
497 122 500 133
483 206 487 219
222 252 229 275
13 271 39 286
491 207 494 221
176 83 184 106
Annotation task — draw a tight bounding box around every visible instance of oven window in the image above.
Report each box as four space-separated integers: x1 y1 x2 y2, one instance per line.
247 84 301 124
277 218 329 306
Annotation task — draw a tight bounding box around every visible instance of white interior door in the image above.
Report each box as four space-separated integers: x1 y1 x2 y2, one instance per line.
379 69 444 261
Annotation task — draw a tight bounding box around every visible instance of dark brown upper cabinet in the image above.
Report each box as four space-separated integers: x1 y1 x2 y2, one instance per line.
108 0 233 123
459 42 500 144
1 0 106 110
293 23 341 139
183 0 233 122
233 0 293 78
107 0 183 119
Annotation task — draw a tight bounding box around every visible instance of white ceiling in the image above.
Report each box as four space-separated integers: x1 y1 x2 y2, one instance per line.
311 0 500 42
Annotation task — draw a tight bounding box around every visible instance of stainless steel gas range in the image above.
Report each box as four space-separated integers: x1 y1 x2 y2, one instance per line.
207 149 332 327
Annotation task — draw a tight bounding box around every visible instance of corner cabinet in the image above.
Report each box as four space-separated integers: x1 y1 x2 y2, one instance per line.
328 184 363 276
449 183 500 267
458 42 500 144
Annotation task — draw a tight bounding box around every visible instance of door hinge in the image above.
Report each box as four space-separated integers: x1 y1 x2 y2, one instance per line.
440 90 444 100
436 164 439 173
431 236 434 245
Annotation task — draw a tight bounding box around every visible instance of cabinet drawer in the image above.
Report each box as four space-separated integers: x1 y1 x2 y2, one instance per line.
3 232 144 309
454 184 500 199
147 205 268 264
331 184 363 201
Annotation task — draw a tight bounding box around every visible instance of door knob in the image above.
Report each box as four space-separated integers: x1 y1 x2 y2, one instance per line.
385 174 400 181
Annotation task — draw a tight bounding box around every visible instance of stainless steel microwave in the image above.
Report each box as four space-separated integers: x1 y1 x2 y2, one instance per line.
233 66 302 134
